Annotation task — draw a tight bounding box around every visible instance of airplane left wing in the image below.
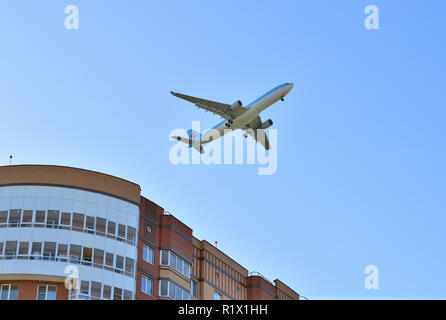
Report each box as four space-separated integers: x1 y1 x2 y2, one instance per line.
171 91 246 120
244 116 271 150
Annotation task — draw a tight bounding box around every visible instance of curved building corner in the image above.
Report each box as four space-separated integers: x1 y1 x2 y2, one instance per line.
0 165 299 300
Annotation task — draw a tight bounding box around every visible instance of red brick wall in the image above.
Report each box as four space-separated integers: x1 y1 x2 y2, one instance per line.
159 215 193 261
0 280 68 300
246 276 277 300
136 197 163 300
136 196 194 300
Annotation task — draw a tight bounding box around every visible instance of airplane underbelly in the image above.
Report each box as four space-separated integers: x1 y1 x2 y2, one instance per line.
233 110 257 129
201 124 227 143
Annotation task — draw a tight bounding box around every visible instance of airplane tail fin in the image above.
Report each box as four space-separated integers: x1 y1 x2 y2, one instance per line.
171 129 205 154
187 129 201 142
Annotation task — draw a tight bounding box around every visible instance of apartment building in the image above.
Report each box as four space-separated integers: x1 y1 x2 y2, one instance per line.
0 165 299 300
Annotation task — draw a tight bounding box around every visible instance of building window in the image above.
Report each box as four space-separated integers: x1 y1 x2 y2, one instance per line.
190 279 198 298
127 226 136 245
93 248 104 268
67 281 132 300
91 282 102 300
142 245 154 264
46 210 59 228
5 241 17 259
37 285 57 300
107 221 116 239
125 257 135 276
0 207 138 247
141 275 153 296
115 255 124 273
22 210 33 227
31 242 42 258
0 240 135 278
60 212 71 229
146 225 152 233
85 216 95 234
69 244 82 263
1 284 18 300
160 250 191 279
113 287 122 300
95 217 106 236
72 213 84 231
159 279 190 300
8 209 21 227
103 285 112 300
214 291 222 300
160 279 168 296
117 224 126 241
80 281 90 299
82 247 93 265
0 211 7 227
43 242 56 260
123 290 133 300
57 244 68 262
105 253 114 271
161 250 169 265
18 242 29 257
35 210 46 227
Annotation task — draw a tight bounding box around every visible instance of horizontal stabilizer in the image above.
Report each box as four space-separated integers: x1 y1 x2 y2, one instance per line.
171 136 193 146
192 144 205 154
170 136 205 154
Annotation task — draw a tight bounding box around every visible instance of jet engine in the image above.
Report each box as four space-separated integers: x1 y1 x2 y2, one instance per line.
260 119 273 129
230 100 243 110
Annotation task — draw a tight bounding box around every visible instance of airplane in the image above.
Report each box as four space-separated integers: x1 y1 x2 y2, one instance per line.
170 83 294 154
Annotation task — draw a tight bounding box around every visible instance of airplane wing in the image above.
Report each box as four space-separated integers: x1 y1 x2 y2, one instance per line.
171 91 247 120
244 116 271 150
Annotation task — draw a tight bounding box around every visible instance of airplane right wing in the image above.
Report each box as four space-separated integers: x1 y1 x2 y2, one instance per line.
244 116 271 150
171 91 247 120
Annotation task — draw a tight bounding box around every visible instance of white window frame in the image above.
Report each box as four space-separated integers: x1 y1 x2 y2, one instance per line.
46 210 60 229
0 211 8 226
4 241 18 259
141 275 153 296
160 250 191 279
190 279 198 298
142 245 154 264
60 212 72 228
1 284 18 300
159 279 190 300
21 210 34 227
33 210 47 227
36 284 57 300
8 209 21 228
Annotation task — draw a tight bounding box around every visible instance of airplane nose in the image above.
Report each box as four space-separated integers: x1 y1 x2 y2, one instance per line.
284 83 294 94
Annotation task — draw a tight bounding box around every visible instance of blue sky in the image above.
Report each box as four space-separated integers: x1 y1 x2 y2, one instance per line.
1 1 445 299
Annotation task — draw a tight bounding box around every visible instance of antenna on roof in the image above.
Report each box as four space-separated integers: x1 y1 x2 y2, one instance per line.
9 155 12 165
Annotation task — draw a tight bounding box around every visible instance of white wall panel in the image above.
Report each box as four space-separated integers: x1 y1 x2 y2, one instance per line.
0 185 140 299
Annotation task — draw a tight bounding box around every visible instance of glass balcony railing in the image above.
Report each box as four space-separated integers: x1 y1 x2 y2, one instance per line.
0 254 135 278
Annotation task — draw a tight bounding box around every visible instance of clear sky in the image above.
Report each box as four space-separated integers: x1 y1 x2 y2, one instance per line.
1 1 445 299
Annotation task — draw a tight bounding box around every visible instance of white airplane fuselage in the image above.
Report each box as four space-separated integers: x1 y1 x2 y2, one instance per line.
198 83 294 145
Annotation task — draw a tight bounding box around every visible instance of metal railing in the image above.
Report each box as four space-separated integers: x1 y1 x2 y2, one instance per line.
69 290 134 300
0 222 136 246
248 271 274 285
69 293 109 300
0 254 136 278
